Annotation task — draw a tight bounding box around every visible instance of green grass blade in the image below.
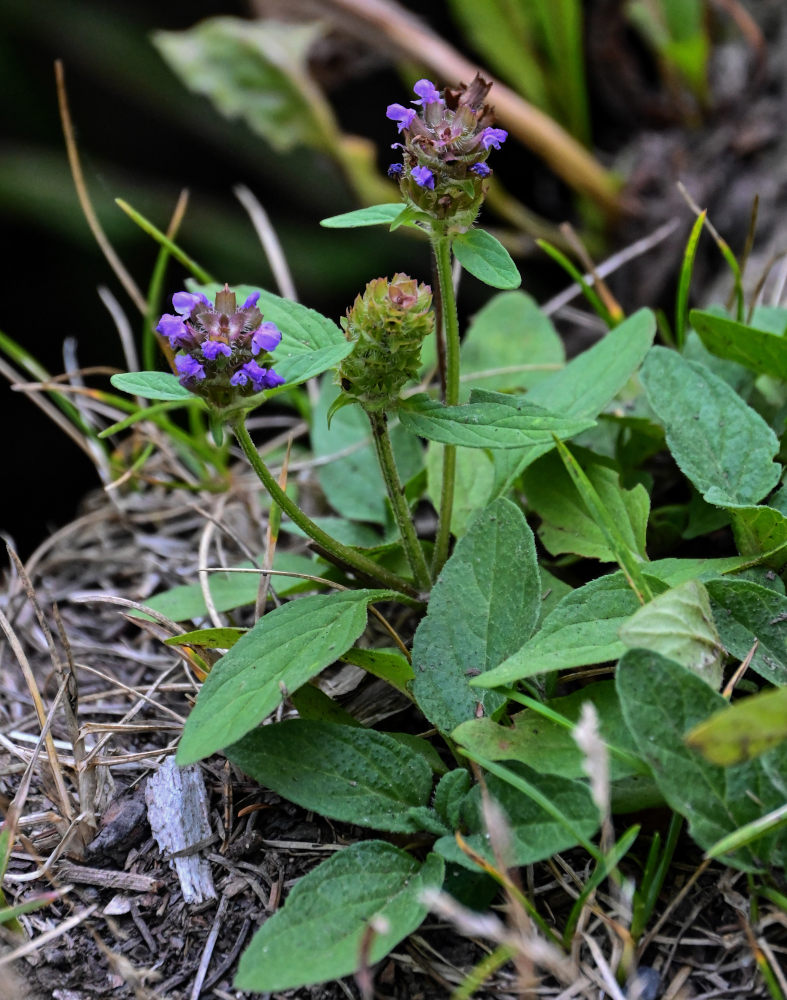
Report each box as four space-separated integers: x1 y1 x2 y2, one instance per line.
553 437 653 602
704 802 787 860
115 199 214 285
457 748 602 862
675 210 706 349
562 823 640 946
537 240 613 326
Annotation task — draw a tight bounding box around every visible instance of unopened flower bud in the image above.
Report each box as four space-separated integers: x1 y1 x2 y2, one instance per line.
337 274 434 412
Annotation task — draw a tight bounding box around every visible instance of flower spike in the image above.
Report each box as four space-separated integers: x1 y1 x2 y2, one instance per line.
385 73 504 228
157 284 284 415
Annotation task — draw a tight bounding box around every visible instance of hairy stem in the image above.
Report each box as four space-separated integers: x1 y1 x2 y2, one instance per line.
368 410 431 592
431 233 460 576
232 417 418 598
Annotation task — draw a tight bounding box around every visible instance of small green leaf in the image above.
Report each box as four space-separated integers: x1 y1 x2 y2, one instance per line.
435 764 599 869
235 842 444 992
691 309 787 380
617 649 787 869
704 803 787 860
227 720 433 832
523 449 650 562
110 372 193 401
728 504 787 569
412 498 540 732
619 580 724 688
177 589 392 764
452 229 521 289
433 769 472 831
399 395 593 449
687 687 787 766
640 346 781 507
476 572 650 686
320 203 406 228
165 627 245 649
339 646 414 693
705 578 787 685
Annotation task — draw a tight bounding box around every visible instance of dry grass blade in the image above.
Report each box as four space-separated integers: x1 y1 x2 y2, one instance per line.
234 185 298 302
0 603 73 823
0 355 101 462
189 895 230 999
55 61 147 315
0 904 98 967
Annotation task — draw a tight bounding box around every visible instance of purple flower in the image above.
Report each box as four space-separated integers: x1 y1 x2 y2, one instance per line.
479 127 508 151
230 361 283 392
412 79 441 105
387 163 404 178
470 162 491 177
251 321 282 355
156 313 191 347
201 340 232 361
411 166 435 190
241 291 261 309
175 353 206 382
172 291 209 316
386 104 416 132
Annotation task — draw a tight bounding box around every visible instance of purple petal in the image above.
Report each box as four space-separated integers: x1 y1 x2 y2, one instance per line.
387 163 404 178
201 340 232 360
386 104 417 132
241 291 261 309
479 127 508 151
230 360 283 392
156 313 191 346
411 166 435 190
175 353 206 382
263 369 286 389
470 162 491 177
251 321 282 355
173 291 210 315
412 79 441 105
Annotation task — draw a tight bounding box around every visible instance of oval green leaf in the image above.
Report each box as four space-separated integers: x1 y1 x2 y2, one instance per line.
640 346 781 507
227 720 433 832
412 498 540 732
398 395 592 449
110 372 193 401
453 229 521 289
176 589 392 764
320 203 407 228
235 842 444 992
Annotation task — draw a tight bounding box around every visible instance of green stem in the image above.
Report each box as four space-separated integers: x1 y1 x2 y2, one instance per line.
368 411 431 592
431 233 460 576
232 417 418 599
